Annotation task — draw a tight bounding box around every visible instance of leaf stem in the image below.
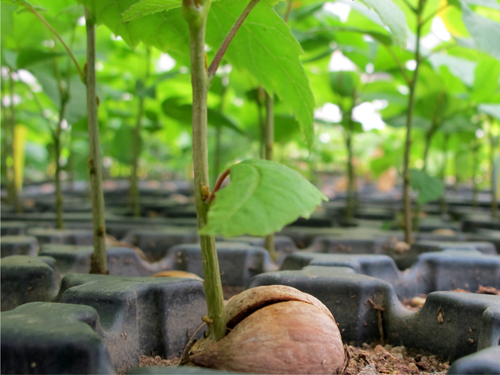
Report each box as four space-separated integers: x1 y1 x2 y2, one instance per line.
85 7 108 275
130 48 151 217
206 168 230 203
421 4 449 26
207 0 260 82
183 0 226 342
24 4 85 82
284 0 293 23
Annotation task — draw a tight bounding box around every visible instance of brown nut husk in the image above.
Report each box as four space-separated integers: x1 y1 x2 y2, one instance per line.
190 300 345 374
225 285 333 329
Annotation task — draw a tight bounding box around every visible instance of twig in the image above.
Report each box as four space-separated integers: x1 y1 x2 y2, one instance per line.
421 4 449 26
179 322 207 365
206 168 230 203
368 296 385 343
22 3 85 81
208 0 260 81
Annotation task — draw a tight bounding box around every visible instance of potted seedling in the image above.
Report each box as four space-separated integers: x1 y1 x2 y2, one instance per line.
11 1 108 273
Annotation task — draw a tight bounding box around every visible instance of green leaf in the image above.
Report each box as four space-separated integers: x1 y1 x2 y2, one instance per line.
329 71 360 98
353 0 407 48
200 159 327 237
81 0 316 150
135 79 156 99
471 56 500 103
409 169 444 204
122 0 181 22
208 0 316 150
16 49 64 69
459 0 500 59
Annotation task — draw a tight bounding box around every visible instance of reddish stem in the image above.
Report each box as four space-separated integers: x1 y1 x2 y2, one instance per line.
206 168 230 202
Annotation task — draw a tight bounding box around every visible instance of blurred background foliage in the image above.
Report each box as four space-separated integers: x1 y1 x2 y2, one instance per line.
1 0 499 196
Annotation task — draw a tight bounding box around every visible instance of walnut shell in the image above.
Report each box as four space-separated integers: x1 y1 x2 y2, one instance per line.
190 285 345 374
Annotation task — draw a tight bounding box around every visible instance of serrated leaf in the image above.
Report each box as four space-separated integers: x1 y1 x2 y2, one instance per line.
200 159 328 237
208 0 315 150
355 0 407 48
122 0 181 22
410 169 444 204
81 0 315 150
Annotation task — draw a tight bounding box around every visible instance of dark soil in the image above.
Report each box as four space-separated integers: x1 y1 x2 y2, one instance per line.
137 344 449 374
344 343 450 374
139 355 179 368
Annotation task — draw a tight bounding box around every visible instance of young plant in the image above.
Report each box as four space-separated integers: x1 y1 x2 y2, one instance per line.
0 69 23 213
15 1 108 273
111 0 323 350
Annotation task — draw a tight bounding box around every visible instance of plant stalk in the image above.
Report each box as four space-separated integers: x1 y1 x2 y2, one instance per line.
54 97 68 229
489 117 498 218
8 73 23 213
471 139 478 208
130 48 151 217
264 91 277 261
402 0 426 244
440 133 450 214
183 0 226 342
85 8 107 274
344 100 356 225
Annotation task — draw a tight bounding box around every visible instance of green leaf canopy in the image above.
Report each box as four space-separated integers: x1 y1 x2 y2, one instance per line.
200 159 328 237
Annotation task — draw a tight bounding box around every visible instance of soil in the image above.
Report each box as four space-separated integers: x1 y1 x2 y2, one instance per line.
344 343 450 375
139 355 179 368
138 344 449 374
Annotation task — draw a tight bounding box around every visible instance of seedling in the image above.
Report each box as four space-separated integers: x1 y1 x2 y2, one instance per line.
14 1 108 273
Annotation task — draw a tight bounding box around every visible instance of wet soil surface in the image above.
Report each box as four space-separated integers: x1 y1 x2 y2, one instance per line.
345 343 450 375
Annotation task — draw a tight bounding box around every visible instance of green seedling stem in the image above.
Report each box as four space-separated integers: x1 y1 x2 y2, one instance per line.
130 48 151 218
344 99 356 224
264 91 277 261
489 116 498 218
183 0 226 341
183 0 264 340
8 73 23 213
402 0 426 244
441 133 450 214
85 8 108 274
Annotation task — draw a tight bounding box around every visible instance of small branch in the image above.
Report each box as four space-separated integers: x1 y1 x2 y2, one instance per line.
421 4 449 26
384 45 411 86
206 168 230 203
400 0 417 14
23 4 85 82
207 0 260 81
284 0 293 23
